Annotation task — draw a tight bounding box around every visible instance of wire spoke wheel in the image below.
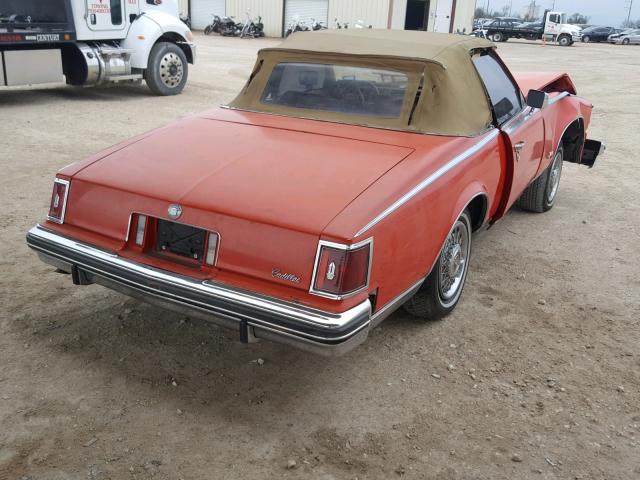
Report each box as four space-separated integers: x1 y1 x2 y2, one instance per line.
438 219 470 306
546 150 563 204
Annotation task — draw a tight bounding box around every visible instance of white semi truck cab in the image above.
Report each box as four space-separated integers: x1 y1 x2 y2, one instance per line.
0 0 195 95
542 10 582 46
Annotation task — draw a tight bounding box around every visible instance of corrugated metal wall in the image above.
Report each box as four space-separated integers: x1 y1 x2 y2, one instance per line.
178 0 189 16
451 0 475 33
225 0 283 37
187 0 474 36
329 0 391 29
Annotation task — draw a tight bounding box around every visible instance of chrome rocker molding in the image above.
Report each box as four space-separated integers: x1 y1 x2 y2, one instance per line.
26 225 375 356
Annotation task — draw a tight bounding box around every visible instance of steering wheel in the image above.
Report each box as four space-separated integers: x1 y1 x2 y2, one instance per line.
333 81 366 106
357 81 380 102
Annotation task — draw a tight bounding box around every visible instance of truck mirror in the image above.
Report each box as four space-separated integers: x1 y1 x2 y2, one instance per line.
526 89 549 110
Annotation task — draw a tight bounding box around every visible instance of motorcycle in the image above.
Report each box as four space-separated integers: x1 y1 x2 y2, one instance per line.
335 19 349 29
204 14 237 36
310 18 326 31
285 16 309 37
354 19 372 29
239 12 265 38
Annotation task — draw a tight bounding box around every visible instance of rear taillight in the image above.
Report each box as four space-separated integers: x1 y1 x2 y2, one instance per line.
311 239 373 299
47 178 70 224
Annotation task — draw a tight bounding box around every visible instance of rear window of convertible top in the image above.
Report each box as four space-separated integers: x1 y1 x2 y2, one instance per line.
260 62 410 118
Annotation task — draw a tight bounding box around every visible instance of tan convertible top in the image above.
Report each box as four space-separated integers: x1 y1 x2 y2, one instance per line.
229 30 496 136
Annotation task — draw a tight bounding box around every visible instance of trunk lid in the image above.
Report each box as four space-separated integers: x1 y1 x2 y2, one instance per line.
66 115 414 289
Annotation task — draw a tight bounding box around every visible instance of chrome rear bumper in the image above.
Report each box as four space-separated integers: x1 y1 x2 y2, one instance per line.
26 225 371 356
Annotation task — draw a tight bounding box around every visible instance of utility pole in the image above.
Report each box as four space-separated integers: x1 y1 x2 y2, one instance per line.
508 0 513 17
626 0 634 26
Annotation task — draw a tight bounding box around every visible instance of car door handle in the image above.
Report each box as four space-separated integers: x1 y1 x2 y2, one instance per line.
514 141 525 161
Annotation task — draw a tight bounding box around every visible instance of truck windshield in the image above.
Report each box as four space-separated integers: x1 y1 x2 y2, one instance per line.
260 62 410 118
0 0 68 25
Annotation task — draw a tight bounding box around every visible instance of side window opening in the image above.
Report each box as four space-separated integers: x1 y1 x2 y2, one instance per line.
472 51 523 126
111 0 122 25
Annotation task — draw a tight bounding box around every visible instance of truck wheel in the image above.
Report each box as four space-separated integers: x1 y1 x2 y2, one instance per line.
492 32 504 42
517 146 564 213
558 35 572 46
403 210 472 320
145 42 188 96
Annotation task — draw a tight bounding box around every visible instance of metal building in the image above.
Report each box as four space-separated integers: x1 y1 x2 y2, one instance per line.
184 0 475 37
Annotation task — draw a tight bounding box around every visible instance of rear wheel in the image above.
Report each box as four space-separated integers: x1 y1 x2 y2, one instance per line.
403 211 472 320
492 32 504 42
145 42 188 96
204 25 213 35
582 35 590 43
623 38 630 45
517 146 564 213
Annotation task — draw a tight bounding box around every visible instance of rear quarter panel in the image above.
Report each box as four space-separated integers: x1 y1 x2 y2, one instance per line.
323 130 505 312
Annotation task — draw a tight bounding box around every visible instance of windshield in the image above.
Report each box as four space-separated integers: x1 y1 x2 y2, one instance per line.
260 62 410 118
0 0 68 24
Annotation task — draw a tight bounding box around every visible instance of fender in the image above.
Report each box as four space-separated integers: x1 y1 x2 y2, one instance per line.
426 189 489 277
122 11 192 69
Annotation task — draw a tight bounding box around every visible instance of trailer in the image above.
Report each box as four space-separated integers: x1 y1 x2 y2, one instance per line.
0 0 195 95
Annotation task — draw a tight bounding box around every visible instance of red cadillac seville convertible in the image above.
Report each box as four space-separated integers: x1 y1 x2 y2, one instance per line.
27 30 604 356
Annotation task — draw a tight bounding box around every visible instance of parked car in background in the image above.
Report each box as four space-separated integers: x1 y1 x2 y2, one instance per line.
579 26 618 42
608 28 635 43
613 29 640 44
26 30 603 356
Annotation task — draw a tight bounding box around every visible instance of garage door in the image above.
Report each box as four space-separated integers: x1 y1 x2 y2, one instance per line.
284 0 329 33
191 0 225 30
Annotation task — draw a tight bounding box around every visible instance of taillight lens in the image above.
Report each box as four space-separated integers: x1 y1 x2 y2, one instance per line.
135 215 147 245
205 232 219 265
312 240 372 298
47 178 70 224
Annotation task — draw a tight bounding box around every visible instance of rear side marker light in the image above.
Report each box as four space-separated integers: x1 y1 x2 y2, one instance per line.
205 232 219 265
310 238 373 299
135 215 147 246
47 178 70 224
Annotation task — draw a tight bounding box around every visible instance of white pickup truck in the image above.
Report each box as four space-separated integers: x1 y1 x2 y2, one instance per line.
0 0 195 95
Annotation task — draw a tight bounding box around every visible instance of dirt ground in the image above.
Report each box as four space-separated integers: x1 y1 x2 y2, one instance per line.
1 34 639 480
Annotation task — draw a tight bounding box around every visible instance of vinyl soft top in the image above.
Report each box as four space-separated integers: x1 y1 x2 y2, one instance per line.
264 29 494 67
229 30 496 136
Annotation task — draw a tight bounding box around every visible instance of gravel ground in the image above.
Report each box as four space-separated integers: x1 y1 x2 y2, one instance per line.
1 34 639 480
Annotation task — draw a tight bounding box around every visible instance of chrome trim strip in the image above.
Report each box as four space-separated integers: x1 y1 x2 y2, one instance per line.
502 106 537 135
26 226 370 333
46 178 70 225
309 237 374 300
370 277 425 327
354 129 500 238
548 91 571 105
